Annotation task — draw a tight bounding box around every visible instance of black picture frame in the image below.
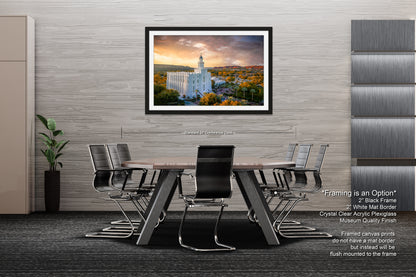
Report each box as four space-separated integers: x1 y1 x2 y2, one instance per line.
145 26 272 114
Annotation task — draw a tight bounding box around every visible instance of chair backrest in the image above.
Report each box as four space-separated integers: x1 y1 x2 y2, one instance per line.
285 143 298 161
106 143 129 184
295 144 312 168
314 144 329 172
117 143 132 164
195 145 235 199
88 145 112 192
89 144 111 171
293 144 329 189
106 144 122 168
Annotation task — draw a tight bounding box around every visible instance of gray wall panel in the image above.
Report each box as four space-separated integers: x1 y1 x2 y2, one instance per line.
351 166 415 211
6 1 416 211
351 118 415 158
351 53 415 84
351 86 415 116
351 20 415 51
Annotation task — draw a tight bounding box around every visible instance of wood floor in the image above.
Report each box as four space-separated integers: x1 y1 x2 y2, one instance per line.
0 211 415 276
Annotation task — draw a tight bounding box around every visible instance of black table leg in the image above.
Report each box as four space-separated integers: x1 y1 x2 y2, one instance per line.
136 169 182 245
163 176 179 212
234 170 280 245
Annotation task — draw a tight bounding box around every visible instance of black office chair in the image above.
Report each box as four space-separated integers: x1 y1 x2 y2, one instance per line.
274 144 312 190
113 143 159 189
258 143 298 188
107 144 147 188
178 145 236 252
248 143 298 223
273 144 332 238
107 143 166 226
265 144 313 227
86 144 149 238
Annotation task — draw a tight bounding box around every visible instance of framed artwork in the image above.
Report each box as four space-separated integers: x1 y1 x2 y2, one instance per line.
145 27 272 114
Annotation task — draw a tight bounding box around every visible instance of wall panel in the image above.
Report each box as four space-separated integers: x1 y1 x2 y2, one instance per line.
351 118 415 158
351 166 415 211
351 20 415 51
351 53 415 84
351 85 415 116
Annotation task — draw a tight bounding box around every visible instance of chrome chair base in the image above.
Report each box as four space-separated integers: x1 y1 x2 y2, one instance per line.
279 230 332 238
110 209 166 226
86 195 147 239
111 219 141 225
85 228 141 238
247 208 301 225
178 205 236 252
85 232 134 239
102 225 138 231
278 225 316 231
273 198 332 239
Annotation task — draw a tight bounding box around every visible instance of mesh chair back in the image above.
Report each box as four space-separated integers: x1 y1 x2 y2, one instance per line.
295 144 312 168
195 145 234 199
89 145 111 171
285 143 298 161
107 144 122 168
88 145 112 192
106 144 129 184
117 144 132 164
117 143 134 181
314 144 329 172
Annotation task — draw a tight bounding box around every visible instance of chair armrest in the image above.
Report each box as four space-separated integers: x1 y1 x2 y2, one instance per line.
284 168 319 173
180 171 194 177
94 169 132 191
179 171 194 180
273 167 294 172
95 169 127 174
177 171 194 198
114 167 147 172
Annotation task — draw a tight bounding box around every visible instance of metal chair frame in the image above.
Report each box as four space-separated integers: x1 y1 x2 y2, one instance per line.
272 144 332 238
85 144 149 239
248 143 299 224
106 143 167 227
178 145 236 252
264 144 313 221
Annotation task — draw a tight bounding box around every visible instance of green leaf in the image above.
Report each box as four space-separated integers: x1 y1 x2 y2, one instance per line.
39 133 52 144
58 162 63 168
45 149 55 166
36 115 48 129
53 130 63 136
56 140 65 148
57 140 69 153
55 153 63 160
40 138 52 148
47 118 56 131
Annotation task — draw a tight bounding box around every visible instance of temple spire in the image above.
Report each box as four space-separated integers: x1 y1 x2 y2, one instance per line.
198 54 204 69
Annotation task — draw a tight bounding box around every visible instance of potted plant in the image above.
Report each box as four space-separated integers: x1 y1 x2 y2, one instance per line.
37 115 69 212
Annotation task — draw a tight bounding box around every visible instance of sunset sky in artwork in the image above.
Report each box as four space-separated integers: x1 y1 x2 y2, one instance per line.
153 35 264 67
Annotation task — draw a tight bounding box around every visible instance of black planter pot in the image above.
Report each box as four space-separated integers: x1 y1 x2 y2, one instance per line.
44 171 60 212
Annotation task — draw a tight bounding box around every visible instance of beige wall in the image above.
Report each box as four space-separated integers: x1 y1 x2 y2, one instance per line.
1 0 415 211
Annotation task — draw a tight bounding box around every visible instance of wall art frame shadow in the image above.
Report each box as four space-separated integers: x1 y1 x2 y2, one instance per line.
145 26 273 114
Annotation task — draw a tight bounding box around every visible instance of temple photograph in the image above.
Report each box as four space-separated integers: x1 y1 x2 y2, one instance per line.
152 34 266 107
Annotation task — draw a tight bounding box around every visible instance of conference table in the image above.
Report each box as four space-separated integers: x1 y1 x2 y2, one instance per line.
122 157 295 246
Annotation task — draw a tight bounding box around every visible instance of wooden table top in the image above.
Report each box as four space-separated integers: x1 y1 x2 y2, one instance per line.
122 157 295 170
